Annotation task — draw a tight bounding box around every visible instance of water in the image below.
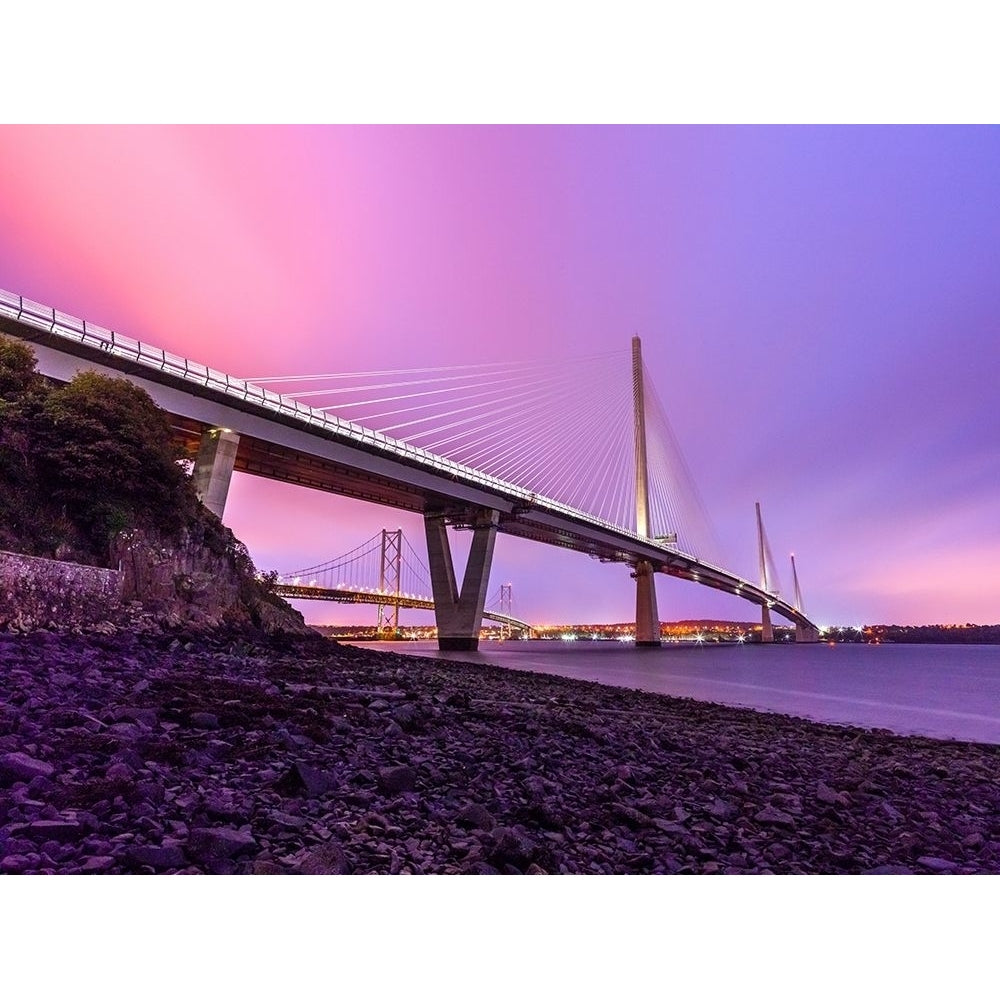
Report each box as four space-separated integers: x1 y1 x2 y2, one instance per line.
348 639 1000 745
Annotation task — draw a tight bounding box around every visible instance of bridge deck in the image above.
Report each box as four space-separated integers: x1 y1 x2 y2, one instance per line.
273 583 532 633
0 290 820 633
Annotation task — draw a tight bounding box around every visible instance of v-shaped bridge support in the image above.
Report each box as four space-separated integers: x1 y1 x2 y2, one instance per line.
424 510 499 651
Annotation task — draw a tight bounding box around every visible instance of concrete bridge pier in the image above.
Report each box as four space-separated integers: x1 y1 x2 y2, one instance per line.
192 427 240 520
760 603 774 643
424 509 499 651
633 560 661 647
796 623 821 643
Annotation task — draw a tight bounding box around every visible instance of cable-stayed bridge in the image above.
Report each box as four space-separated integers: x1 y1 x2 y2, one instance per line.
0 289 821 649
273 529 532 637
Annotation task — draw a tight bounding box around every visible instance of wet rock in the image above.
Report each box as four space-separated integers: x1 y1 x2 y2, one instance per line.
707 798 737 820
0 854 32 874
0 752 54 786
27 774 55 798
190 713 220 730
295 842 351 875
815 781 848 806
463 861 501 874
754 806 795 827
378 765 416 795
485 826 543 870
78 856 116 873
917 856 958 873
611 804 652 829
187 827 258 861
880 801 904 822
9 820 84 843
105 762 134 782
276 762 340 798
454 803 495 830
391 703 421 731
252 860 289 875
125 844 187 869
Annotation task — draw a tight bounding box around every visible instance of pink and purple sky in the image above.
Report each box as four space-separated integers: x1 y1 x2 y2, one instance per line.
1 125 997 626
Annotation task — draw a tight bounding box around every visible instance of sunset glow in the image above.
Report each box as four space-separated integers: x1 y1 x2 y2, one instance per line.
2 125 997 626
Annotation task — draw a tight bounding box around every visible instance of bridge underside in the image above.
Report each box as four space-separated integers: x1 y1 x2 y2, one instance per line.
152 416 827 643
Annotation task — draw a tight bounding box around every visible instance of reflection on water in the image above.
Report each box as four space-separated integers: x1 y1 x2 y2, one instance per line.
349 639 1000 745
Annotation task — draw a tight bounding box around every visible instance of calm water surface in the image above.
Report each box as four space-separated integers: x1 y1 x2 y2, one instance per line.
349 640 1000 745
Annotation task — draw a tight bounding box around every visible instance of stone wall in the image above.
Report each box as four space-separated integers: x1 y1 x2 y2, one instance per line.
0 549 122 631
0 538 312 636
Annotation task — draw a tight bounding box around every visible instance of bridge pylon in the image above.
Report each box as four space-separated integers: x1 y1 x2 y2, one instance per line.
376 528 403 636
424 509 499 652
632 335 661 647
756 501 775 643
790 553 820 642
193 427 240 520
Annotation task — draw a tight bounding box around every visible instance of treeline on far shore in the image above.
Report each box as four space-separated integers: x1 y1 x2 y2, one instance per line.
835 624 1000 644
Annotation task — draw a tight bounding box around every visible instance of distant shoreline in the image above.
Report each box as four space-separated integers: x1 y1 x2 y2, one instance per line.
312 622 1000 645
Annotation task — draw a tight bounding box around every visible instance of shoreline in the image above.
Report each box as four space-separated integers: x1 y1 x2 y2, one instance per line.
1 628 998 874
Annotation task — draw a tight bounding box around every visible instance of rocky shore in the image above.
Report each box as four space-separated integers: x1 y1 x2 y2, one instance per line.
1 627 998 875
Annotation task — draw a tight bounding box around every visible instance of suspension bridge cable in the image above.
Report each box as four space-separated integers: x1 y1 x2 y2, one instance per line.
243 350 625 385
282 532 385 578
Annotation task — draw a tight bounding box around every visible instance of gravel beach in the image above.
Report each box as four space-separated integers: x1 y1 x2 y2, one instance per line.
1 628 998 875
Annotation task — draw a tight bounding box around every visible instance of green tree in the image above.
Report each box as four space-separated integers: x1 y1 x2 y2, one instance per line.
0 339 48 548
0 336 45 404
35 370 197 548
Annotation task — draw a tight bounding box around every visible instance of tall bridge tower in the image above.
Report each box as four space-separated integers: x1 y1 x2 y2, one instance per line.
756 501 775 643
791 553 803 612
499 582 513 639
376 528 403 635
632 336 661 647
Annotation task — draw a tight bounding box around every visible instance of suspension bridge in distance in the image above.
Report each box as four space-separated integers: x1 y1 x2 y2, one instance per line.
0 289 822 650
273 528 533 638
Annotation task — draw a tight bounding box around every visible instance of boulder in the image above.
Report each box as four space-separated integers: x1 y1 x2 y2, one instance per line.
125 844 187 870
454 803 496 830
754 805 795 827
296 842 351 875
187 827 258 862
377 765 417 795
276 762 340 798
0 752 54 786
917 856 958 873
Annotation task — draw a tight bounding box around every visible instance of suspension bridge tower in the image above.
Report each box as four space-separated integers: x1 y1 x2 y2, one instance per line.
632 336 661 647
376 528 403 636
499 583 513 640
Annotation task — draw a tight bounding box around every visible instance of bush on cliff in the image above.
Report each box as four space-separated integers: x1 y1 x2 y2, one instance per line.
0 335 308 633
1 336 194 560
